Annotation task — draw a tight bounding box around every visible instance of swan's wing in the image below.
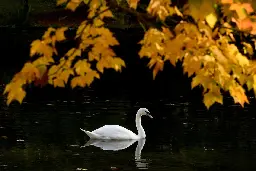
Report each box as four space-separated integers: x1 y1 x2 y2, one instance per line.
92 125 137 139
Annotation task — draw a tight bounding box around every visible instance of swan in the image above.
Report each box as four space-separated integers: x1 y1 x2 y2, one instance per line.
80 108 153 140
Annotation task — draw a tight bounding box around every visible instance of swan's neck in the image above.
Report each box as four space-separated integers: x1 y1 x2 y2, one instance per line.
136 114 146 138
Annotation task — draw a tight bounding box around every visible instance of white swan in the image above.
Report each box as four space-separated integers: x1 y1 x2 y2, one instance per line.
80 108 153 140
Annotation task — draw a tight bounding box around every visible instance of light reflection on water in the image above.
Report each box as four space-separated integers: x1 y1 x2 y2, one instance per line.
0 87 256 170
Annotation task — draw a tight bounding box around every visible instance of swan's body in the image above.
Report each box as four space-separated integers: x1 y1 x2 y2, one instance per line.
80 108 152 140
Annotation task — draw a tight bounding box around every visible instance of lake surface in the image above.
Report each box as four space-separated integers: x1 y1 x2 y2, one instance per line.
1 84 256 171
1 27 256 171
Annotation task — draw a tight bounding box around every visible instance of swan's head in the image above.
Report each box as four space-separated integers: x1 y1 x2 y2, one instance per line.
137 108 153 118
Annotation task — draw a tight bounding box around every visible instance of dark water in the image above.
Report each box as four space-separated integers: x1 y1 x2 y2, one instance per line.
1 85 256 171
1 27 256 171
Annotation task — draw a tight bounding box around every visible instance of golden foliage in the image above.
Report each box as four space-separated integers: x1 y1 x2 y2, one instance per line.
4 0 256 109
127 0 140 9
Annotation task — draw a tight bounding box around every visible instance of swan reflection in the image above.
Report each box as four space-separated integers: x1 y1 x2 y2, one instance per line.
82 138 148 169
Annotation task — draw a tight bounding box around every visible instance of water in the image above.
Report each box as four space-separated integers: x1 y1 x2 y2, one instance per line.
1 87 256 171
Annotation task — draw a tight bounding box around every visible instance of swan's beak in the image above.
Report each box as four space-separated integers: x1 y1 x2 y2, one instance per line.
147 114 153 118
146 112 153 118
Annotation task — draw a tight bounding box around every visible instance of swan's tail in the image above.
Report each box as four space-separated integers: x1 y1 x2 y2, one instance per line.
80 128 99 139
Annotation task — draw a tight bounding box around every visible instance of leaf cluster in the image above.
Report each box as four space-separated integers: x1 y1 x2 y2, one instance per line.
4 0 256 109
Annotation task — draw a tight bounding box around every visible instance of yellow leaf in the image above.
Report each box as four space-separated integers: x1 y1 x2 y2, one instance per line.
94 19 104 27
66 0 81 11
127 0 139 9
203 91 223 109
242 42 254 55
205 12 217 28
83 0 90 4
253 75 256 95
57 0 68 6
99 6 113 19
55 27 67 41
59 69 74 83
96 59 105 73
6 86 26 105
21 62 40 82
53 78 65 87
152 59 164 79
187 0 215 21
71 71 99 88
112 57 126 71
229 83 249 107
30 40 54 58
84 70 100 86
74 60 91 75
48 65 59 76
30 40 42 57
43 27 56 40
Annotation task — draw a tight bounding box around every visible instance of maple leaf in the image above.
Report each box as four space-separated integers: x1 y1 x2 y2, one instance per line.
205 12 217 28
232 17 253 32
30 40 54 58
71 70 99 88
147 0 172 20
221 0 233 4
55 27 68 41
66 0 82 11
186 0 215 21
42 27 56 40
99 6 113 19
59 69 74 83
183 56 202 77
4 78 26 105
229 83 249 107
53 78 65 87
229 3 254 19
127 0 140 9
21 62 40 83
203 90 223 109
74 60 91 75
112 57 126 72
57 0 68 6
6 87 26 105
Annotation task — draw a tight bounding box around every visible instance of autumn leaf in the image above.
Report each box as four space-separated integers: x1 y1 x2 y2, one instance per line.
74 59 91 75
21 62 40 82
53 78 65 87
203 91 223 109
4 79 26 105
205 12 217 28
71 70 99 88
55 27 68 41
57 0 68 6
221 0 233 4
59 69 74 83
30 40 54 58
186 0 215 21
99 6 113 19
127 0 140 9
112 57 126 72
66 0 82 11
229 3 254 19
147 0 172 20
229 83 249 107
6 88 26 105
